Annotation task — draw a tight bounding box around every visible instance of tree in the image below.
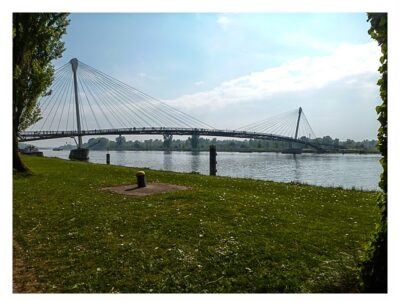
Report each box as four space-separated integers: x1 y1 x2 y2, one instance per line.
322 135 333 146
91 138 110 150
133 140 141 150
163 133 173 150
13 13 70 172
359 13 387 292
115 135 126 148
333 138 340 149
190 134 200 151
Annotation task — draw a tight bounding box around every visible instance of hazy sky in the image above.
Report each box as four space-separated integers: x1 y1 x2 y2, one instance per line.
35 12 380 145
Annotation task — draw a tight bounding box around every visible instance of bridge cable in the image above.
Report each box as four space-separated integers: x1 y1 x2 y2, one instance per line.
79 66 149 128
77 68 117 129
36 65 71 124
65 73 74 132
80 62 194 128
55 71 73 132
37 67 71 132
79 65 155 128
80 61 214 129
78 77 102 130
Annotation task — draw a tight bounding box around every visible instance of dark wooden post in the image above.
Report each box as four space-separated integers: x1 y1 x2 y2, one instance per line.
136 171 146 188
209 145 217 176
106 153 110 164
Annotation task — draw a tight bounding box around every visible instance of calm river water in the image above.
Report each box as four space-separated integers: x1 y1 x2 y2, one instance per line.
42 149 381 190
41 149 381 191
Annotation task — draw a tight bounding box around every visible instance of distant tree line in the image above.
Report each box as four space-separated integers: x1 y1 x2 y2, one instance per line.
301 136 378 152
54 135 379 153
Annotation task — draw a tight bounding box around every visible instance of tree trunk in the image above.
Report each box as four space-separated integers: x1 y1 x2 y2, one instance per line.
13 127 29 173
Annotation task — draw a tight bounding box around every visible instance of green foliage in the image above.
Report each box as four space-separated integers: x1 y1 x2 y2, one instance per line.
359 13 387 292
190 134 200 150
14 156 379 293
59 136 378 153
86 137 111 150
163 133 173 150
13 13 70 132
13 13 69 172
115 135 126 147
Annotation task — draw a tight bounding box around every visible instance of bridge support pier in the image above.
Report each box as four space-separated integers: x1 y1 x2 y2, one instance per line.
69 148 89 161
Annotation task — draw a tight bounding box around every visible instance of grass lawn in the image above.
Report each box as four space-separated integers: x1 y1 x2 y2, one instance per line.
13 155 380 293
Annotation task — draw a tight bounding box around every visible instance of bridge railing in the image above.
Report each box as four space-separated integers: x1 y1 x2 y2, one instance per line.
20 127 325 151
22 127 284 139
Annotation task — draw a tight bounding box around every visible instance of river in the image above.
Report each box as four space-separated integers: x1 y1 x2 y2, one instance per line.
41 149 381 191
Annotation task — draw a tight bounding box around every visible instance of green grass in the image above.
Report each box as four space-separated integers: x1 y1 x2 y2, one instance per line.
13 156 380 293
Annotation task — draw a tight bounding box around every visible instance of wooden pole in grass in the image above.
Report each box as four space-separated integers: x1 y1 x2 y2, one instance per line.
209 145 217 176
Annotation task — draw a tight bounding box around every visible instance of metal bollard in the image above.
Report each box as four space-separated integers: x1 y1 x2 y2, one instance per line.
209 145 217 176
106 153 110 164
136 171 146 188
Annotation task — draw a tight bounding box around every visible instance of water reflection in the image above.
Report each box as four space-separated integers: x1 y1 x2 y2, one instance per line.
292 154 301 182
163 151 172 171
190 151 201 173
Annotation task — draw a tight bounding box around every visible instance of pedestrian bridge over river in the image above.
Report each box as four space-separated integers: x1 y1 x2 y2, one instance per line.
20 58 325 157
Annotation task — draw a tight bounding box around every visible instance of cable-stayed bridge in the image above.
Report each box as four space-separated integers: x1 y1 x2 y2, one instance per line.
20 58 324 159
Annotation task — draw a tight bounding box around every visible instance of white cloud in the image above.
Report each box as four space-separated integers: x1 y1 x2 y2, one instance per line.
165 42 381 111
216 16 231 29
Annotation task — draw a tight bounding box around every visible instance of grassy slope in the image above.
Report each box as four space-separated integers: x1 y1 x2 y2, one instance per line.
13 156 380 293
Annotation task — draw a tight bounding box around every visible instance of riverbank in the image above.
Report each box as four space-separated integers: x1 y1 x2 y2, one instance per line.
13 156 380 292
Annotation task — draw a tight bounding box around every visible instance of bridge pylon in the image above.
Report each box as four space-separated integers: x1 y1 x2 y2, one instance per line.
68 58 89 161
283 107 303 154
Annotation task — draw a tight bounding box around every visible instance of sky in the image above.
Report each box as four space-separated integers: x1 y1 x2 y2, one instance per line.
35 12 381 145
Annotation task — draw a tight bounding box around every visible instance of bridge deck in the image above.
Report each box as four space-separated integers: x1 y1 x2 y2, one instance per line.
20 127 324 151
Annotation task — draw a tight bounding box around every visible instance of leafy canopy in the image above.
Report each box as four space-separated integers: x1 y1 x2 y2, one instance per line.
13 13 70 132
359 12 387 293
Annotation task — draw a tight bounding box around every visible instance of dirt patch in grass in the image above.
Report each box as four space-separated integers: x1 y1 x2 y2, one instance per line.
102 183 189 196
